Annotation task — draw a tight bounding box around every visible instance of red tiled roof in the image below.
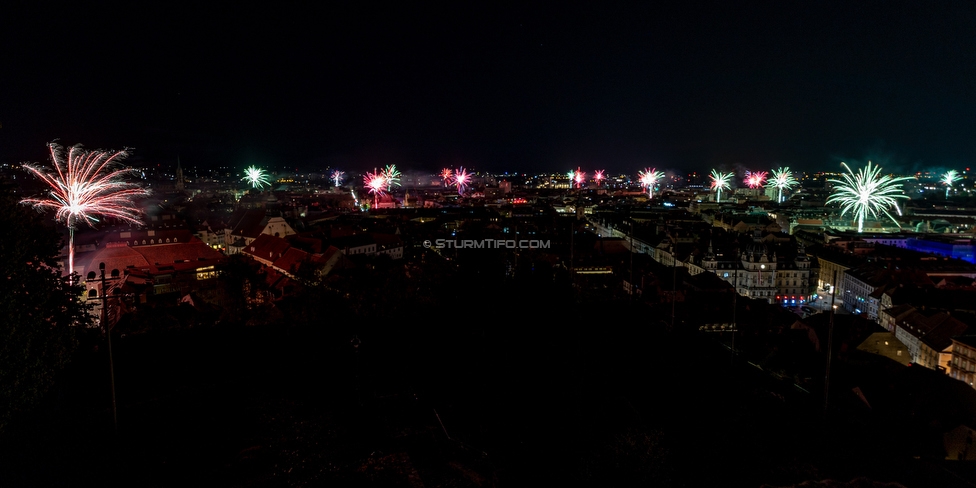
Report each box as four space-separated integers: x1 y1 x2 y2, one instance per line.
79 244 151 278
243 234 292 263
315 245 342 264
108 229 194 246
273 247 310 275
130 237 226 273
288 235 323 254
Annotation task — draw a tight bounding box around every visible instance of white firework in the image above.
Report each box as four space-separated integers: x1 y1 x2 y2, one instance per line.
826 161 912 233
709 169 733 202
638 168 665 198
768 167 799 203
243 166 271 190
942 170 961 199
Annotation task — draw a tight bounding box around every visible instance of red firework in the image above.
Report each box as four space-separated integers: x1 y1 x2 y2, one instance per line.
573 168 585 188
363 169 387 206
744 171 768 189
452 167 470 195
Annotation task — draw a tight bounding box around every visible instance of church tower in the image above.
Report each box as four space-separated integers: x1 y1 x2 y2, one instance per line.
175 157 186 192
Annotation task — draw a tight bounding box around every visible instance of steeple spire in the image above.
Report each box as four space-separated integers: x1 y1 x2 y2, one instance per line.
175 156 185 192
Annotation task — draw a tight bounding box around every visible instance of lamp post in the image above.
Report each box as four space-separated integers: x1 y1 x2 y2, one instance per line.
824 270 838 416
731 247 738 367
99 263 118 435
670 249 677 332
629 220 634 301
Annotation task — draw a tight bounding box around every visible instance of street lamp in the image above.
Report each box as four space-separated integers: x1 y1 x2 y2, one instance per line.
825 270 838 416
99 263 118 435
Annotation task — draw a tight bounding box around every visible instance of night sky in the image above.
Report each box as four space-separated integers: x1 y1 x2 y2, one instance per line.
1 2 975 175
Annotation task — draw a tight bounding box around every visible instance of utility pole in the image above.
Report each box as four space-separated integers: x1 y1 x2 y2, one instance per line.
824 269 838 415
670 248 677 331
570 208 574 277
629 220 634 301
731 246 738 366
99 263 118 435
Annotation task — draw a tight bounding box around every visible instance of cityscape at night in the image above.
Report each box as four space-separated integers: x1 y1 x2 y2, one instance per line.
3 2 976 487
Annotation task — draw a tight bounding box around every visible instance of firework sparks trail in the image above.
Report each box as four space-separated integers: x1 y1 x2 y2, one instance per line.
243 166 271 190
351 188 361 210
744 171 768 189
768 167 799 203
942 170 961 199
331 170 345 187
826 161 912 233
21 142 150 277
709 169 733 202
440 168 453 184
382 164 401 192
638 168 665 198
594 170 605 186
573 168 585 189
452 167 470 195
363 169 387 208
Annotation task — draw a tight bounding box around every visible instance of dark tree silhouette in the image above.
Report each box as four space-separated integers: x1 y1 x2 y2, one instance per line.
0 181 93 433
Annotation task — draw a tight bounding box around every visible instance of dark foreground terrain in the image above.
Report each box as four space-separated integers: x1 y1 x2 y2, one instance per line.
1 302 974 487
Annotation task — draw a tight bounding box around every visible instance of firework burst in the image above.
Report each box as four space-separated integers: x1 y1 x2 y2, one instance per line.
593 170 605 186
243 166 271 190
826 161 912 233
382 164 401 192
744 171 768 189
768 167 799 203
709 169 733 202
573 168 585 189
363 169 387 207
638 168 665 199
942 170 961 199
452 167 470 195
21 142 150 277
440 168 453 184
331 170 345 187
